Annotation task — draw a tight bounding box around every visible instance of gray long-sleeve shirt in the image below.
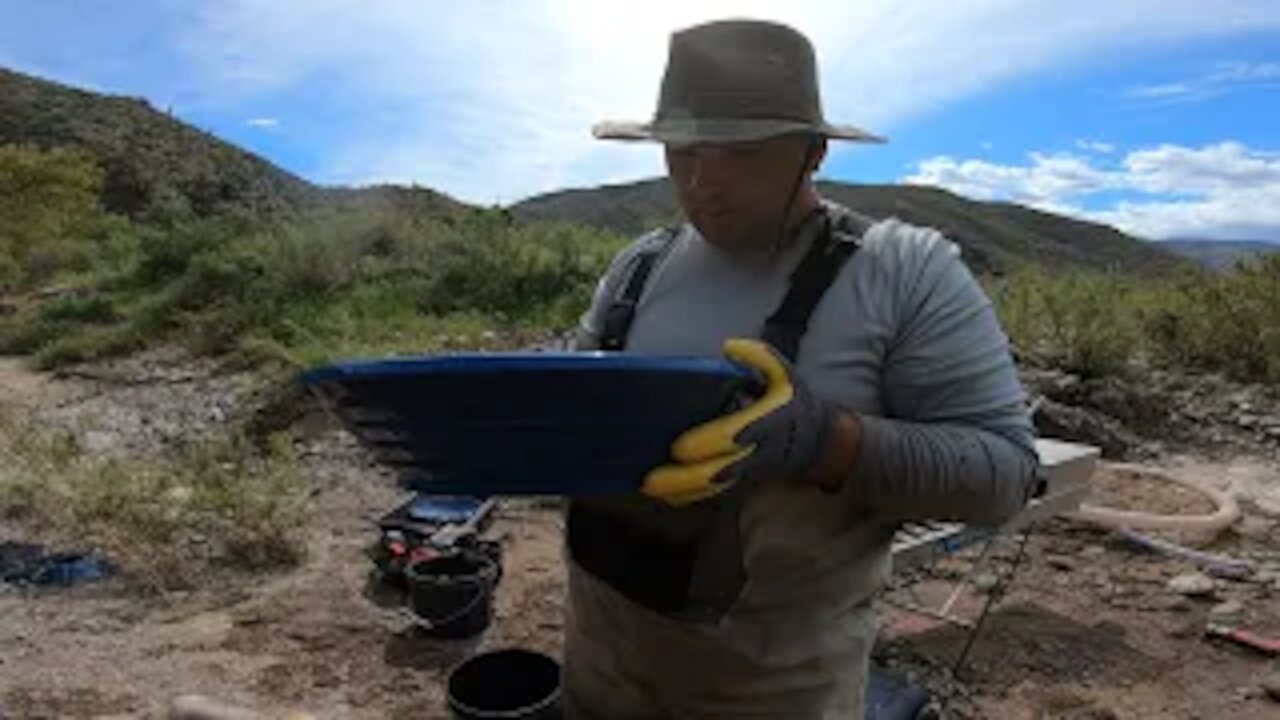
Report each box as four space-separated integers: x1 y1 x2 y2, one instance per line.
564 201 1038 718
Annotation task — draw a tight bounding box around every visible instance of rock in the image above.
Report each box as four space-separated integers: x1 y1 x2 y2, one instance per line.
1082 545 1107 559
1262 674 1280 703
1235 516 1276 541
1047 555 1077 571
1167 572 1216 597
1032 398 1139 460
1167 617 1202 639
1125 564 1166 584
1236 686 1261 702
1208 600 1244 620
1256 498 1280 519
168 695 262 720
972 573 1000 593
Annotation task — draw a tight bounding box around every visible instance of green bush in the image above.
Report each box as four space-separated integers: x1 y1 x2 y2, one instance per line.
4 202 625 368
992 266 1141 378
40 293 119 323
0 144 136 290
992 255 1280 386
1139 255 1280 384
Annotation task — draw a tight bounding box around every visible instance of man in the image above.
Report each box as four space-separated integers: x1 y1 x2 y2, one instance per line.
567 19 1039 719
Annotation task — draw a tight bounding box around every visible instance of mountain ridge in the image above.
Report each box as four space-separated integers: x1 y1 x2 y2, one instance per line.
3 65 1184 276
1161 238 1280 269
0 67 462 222
512 177 1185 275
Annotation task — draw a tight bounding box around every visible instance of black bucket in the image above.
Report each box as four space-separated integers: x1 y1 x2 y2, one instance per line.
447 649 562 720
405 544 500 639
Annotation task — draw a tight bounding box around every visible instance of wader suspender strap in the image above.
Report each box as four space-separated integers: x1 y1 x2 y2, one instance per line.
761 213 860 361
572 210 869 619
598 230 678 351
757 211 860 358
600 212 866 359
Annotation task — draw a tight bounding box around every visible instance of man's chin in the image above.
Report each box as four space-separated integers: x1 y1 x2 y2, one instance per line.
700 229 777 252
691 219 756 249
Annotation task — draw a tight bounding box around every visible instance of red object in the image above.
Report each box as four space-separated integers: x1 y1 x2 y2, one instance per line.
408 546 440 564
1205 623 1280 656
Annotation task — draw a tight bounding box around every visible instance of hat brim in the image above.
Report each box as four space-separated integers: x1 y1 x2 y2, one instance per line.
593 118 886 145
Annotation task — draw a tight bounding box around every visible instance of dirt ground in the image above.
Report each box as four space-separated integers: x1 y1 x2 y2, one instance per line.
2 356 1279 719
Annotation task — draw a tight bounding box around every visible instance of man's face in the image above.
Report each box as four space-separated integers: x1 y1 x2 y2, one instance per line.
665 134 825 250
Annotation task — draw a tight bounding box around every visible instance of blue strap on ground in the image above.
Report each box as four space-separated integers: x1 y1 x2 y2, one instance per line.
0 542 112 587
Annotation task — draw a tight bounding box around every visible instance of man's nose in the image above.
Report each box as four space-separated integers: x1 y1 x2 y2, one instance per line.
685 148 729 189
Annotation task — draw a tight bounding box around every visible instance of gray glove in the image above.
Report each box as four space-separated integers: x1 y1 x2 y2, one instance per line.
642 339 842 505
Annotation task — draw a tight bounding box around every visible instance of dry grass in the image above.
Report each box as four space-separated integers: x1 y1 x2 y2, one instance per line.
0 406 310 591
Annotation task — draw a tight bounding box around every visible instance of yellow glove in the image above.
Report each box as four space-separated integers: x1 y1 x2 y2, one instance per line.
642 339 843 506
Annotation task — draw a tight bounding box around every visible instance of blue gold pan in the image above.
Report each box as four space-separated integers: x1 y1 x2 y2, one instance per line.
301 353 756 496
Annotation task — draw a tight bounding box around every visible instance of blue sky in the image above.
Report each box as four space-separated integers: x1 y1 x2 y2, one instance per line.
2 1 1278 241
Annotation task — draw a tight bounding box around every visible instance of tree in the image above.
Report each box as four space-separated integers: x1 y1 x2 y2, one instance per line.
0 144 128 290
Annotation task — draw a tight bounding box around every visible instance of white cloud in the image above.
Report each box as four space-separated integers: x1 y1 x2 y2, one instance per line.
1122 142 1280 194
905 152 1115 205
169 0 1280 203
904 142 1280 241
246 117 278 128
1129 83 1192 99
1076 139 1115 154
1128 60 1280 102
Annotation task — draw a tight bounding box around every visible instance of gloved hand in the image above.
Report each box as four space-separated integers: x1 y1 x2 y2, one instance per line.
641 338 856 506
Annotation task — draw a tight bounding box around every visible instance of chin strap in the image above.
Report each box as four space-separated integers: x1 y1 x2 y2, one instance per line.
773 134 823 252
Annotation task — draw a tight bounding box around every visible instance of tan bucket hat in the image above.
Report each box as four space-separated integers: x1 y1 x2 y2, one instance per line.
593 19 885 146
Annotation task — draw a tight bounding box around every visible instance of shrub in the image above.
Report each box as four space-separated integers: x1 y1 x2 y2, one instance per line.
4 197 621 368
992 267 1141 378
992 255 1280 386
1140 255 1280 384
0 144 135 290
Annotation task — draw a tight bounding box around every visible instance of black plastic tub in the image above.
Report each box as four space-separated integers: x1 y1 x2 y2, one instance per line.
447 648 562 719
405 547 500 640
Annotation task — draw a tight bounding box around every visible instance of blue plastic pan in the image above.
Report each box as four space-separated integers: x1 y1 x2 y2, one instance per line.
301 353 757 496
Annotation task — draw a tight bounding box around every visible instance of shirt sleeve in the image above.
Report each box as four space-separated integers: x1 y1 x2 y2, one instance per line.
849 222 1040 527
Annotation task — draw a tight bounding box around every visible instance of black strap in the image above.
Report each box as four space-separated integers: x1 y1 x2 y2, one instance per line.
570 209 871 620
761 213 860 361
598 230 677 351
599 212 867 359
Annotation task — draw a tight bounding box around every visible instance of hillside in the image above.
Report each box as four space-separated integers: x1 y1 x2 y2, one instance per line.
512 178 1185 275
0 68 459 222
0 68 322 220
4 65 1182 277
1162 238 1280 269
9 64 1278 390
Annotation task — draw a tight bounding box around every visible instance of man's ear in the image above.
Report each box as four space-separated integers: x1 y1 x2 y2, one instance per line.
807 137 828 173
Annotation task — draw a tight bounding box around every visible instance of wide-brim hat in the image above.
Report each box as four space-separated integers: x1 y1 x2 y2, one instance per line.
594 19 885 146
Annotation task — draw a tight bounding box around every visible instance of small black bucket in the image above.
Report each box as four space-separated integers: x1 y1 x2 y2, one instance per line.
405 544 501 639
447 649 562 720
